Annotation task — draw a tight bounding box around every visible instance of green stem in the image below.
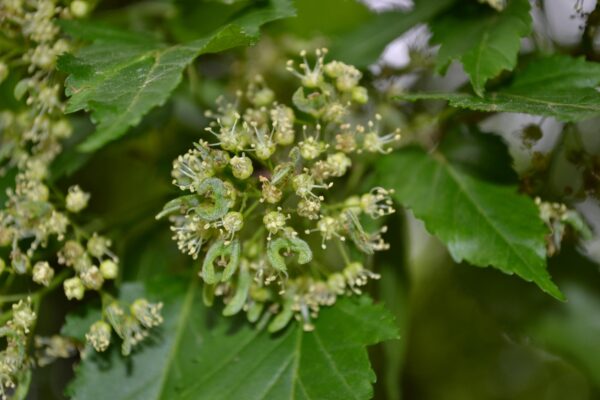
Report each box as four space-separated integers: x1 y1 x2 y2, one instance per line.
0 269 70 324
243 200 261 219
335 239 351 265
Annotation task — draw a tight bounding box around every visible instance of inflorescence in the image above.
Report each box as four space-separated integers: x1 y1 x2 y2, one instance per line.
159 49 400 332
0 1 162 395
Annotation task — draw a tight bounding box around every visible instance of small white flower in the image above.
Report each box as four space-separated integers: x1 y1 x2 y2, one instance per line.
64 277 85 300
12 298 36 333
86 321 112 352
65 185 90 213
32 261 54 286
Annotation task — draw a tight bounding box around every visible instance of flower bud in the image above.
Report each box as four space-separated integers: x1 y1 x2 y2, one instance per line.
32 261 54 286
100 259 119 280
252 88 275 107
360 188 395 218
87 234 111 258
86 321 111 352
131 299 164 328
297 198 321 220
327 273 346 295
66 185 90 213
70 0 90 18
58 240 85 266
335 131 358 153
229 155 253 180
80 266 104 290
52 119 73 139
352 86 368 104
64 277 85 300
12 298 36 333
326 152 351 177
254 142 276 160
260 179 282 204
0 228 13 247
223 211 244 234
299 138 326 160
263 211 287 234
271 105 295 146
292 173 314 197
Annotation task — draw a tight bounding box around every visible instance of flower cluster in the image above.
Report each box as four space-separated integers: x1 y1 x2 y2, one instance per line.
0 299 35 399
0 1 161 394
159 49 399 331
86 298 164 356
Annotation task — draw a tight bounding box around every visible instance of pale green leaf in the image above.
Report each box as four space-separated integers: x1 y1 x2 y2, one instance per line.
401 55 600 122
67 276 399 400
377 147 563 300
431 0 531 95
58 0 295 152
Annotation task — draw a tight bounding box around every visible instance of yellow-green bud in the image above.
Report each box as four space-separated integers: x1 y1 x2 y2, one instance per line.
12 299 36 333
297 198 321 220
86 320 111 352
32 261 54 286
223 211 244 233
254 142 276 160
70 0 90 17
230 155 253 180
64 277 85 300
100 259 119 280
87 234 111 258
292 173 314 197
352 86 368 104
263 211 287 234
252 88 275 106
80 266 104 290
66 185 90 213
326 152 351 177
299 138 326 160
260 179 282 204
131 298 163 328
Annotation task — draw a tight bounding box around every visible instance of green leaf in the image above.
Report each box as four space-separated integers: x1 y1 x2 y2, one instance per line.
438 125 517 184
68 276 398 400
400 91 600 122
402 55 600 122
58 0 295 152
431 0 531 95
507 55 600 90
377 147 563 300
330 0 455 68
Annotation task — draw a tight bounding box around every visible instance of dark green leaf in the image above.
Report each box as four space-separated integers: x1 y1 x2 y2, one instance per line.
438 125 517 184
68 276 398 400
58 0 295 152
377 147 563 300
431 0 531 95
402 55 600 121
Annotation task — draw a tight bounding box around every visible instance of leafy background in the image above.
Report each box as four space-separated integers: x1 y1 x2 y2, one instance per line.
7 0 600 399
